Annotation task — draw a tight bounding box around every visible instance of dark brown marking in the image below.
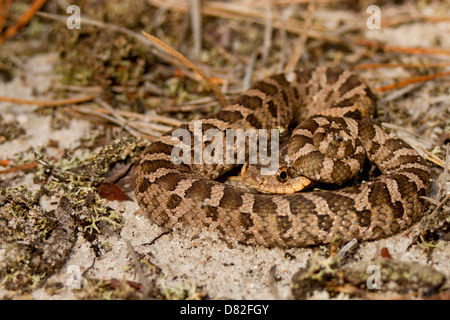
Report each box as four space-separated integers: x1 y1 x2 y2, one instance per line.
219 186 244 211
337 74 362 96
358 122 376 140
331 161 351 183
326 68 343 85
367 180 405 223
316 213 333 232
392 201 404 219
270 74 290 87
245 113 264 129
205 205 219 221
239 212 254 230
212 110 244 123
252 196 276 217
253 81 279 96
276 215 293 234
356 209 372 227
330 96 360 111
185 180 212 203
138 178 151 194
166 194 182 210
145 141 174 155
267 100 278 118
390 156 426 172
153 172 185 192
140 159 179 174
342 109 362 120
286 194 316 216
235 94 263 110
290 134 313 149
295 69 313 83
384 138 407 151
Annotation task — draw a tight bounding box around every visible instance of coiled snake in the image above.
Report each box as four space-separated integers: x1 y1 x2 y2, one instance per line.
133 67 430 248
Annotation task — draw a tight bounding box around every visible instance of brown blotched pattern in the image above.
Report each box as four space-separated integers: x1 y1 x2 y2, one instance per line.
133 67 430 248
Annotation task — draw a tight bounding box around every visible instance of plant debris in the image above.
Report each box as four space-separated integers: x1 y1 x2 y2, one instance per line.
291 256 446 299
0 189 76 292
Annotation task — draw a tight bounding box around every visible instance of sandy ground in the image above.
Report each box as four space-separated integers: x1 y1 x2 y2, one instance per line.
1 8 449 300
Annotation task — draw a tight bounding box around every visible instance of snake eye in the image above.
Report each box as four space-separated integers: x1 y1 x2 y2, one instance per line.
277 167 289 182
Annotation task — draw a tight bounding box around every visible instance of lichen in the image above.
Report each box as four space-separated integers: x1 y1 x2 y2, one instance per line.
0 187 75 291
35 136 147 237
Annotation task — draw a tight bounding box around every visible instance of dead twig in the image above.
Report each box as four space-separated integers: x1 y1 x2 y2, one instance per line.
354 62 450 70
382 13 450 28
0 93 98 106
102 109 183 127
65 103 183 140
189 0 202 58
0 161 38 174
243 50 259 91
125 240 154 298
0 0 12 33
261 0 274 65
357 39 450 57
375 71 450 93
425 194 450 219
157 95 225 113
94 98 143 138
420 146 450 171
284 0 316 73
0 0 47 45
65 105 158 141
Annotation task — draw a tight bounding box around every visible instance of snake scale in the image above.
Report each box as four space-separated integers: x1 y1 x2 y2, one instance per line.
133 67 430 248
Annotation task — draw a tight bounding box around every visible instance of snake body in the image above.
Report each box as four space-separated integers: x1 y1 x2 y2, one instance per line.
133 67 430 248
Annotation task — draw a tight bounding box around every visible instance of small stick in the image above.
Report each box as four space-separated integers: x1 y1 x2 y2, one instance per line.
0 93 98 106
243 50 258 91
101 108 183 127
125 240 154 298
268 265 281 300
189 0 202 58
261 0 274 65
420 146 449 170
0 0 47 45
0 0 12 33
283 0 316 73
376 71 450 92
337 238 358 258
354 62 450 69
357 39 450 56
0 161 38 174
94 98 142 138
425 194 450 220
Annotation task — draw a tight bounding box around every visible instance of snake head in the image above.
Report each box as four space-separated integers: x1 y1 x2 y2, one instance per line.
241 162 312 194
